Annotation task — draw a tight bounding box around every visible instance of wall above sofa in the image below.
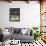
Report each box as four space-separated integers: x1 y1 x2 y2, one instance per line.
0 1 40 28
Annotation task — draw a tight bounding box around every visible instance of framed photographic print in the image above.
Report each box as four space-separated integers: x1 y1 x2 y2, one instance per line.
9 8 20 22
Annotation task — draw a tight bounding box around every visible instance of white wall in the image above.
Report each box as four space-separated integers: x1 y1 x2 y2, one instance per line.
0 1 40 28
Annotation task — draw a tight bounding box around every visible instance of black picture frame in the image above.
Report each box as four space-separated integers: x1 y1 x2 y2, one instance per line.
9 8 20 22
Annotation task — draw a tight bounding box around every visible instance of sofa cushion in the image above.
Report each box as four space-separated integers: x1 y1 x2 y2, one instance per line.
8 27 14 34
8 33 34 43
21 28 28 35
14 28 21 33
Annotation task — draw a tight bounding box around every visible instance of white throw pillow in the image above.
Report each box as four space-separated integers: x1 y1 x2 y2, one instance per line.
21 28 27 35
2 29 10 36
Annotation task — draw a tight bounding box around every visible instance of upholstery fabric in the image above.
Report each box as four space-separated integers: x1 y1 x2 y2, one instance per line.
14 28 21 33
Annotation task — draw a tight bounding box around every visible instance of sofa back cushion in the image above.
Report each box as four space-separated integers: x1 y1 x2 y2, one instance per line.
21 28 27 35
14 28 21 33
8 27 14 34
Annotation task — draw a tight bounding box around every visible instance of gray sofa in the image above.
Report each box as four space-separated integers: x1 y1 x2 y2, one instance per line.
3 27 34 43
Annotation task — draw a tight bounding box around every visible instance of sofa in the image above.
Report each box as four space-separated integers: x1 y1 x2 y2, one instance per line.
3 27 34 43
